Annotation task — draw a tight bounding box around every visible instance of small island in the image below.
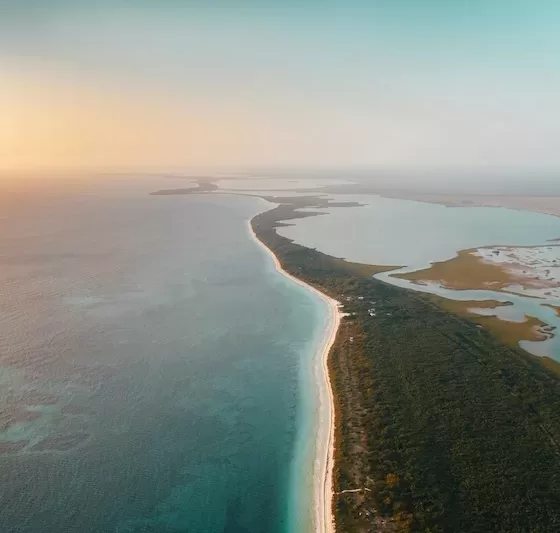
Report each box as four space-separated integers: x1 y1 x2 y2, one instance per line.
150 179 218 195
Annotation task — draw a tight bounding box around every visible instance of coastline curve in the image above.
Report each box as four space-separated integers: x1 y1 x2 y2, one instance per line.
247 217 339 533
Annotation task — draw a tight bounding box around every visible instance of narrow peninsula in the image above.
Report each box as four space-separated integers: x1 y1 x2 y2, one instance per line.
251 195 560 533
153 186 560 532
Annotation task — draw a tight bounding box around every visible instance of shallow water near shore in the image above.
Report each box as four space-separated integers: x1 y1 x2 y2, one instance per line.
0 179 327 533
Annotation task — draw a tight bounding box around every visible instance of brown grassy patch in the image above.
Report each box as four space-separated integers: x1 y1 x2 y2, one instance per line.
422 294 548 345
421 294 511 313
544 304 560 317
540 357 560 376
445 299 513 311
395 249 519 290
474 315 548 345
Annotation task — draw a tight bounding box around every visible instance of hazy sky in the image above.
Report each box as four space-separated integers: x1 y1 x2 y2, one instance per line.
1 1 560 172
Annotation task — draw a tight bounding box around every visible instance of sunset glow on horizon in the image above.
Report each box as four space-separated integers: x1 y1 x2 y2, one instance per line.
0 66 263 172
2 1 560 173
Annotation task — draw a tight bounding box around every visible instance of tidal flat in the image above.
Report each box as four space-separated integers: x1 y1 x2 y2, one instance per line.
272 193 560 361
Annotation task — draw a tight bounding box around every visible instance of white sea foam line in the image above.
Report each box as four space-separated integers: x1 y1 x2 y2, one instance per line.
248 219 339 533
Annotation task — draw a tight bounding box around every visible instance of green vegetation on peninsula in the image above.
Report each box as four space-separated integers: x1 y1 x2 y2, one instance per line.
252 196 560 533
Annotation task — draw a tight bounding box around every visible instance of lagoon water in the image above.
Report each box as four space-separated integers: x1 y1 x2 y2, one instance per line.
277 194 560 361
216 178 352 191
278 195 560 269
0 178 326 533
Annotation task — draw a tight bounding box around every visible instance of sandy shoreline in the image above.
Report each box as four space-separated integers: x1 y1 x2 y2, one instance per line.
248 219 339 533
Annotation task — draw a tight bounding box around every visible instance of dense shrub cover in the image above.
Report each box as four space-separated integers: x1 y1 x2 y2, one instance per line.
253 199 560 533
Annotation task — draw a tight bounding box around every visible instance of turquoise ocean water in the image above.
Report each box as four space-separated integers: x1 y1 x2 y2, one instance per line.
0 178 327 533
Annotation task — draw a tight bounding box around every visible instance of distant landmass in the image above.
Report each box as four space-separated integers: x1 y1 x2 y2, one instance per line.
150 180 218 195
